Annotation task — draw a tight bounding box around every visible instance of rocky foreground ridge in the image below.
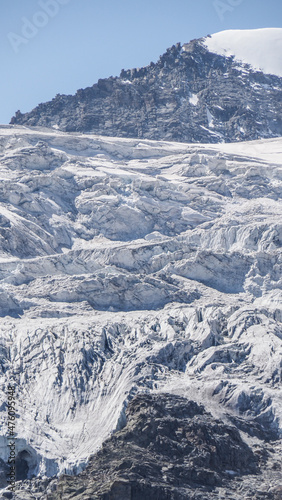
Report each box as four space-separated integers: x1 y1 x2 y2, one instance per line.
10 394 282 499
0 126 281 498
10 35 282 143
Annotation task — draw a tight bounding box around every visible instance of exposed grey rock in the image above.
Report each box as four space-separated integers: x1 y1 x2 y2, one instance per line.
12 394 282 500
0 460 9 489
10 38 282 143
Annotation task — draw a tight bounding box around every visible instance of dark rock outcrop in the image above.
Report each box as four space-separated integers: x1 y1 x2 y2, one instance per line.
10 38 282 143
45 393 258 499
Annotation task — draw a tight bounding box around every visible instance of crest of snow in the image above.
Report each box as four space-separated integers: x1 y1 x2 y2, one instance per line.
203 28 282 77
189 93 199 106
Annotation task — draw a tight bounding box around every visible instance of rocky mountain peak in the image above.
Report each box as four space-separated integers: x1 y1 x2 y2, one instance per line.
10 30 282 143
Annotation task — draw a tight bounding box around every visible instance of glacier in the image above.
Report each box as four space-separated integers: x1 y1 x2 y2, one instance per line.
0 125 281 489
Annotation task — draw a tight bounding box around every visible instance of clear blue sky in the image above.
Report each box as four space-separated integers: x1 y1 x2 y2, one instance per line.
1 0 282 124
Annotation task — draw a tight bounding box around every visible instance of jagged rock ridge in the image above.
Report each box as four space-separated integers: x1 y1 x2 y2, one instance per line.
10 35 282 143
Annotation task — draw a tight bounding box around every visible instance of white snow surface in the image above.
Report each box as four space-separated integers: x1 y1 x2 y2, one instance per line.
203 28 282 77
189 93 199 106
0 125 281 478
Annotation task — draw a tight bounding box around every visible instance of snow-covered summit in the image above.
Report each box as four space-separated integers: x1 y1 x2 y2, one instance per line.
203 28 282 77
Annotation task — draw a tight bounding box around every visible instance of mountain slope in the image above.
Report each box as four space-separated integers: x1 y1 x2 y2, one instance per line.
10 29 282 143
0 126 281 499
